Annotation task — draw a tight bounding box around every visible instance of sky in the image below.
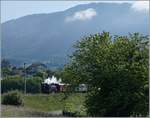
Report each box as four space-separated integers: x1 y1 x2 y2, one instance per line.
1 1 149 23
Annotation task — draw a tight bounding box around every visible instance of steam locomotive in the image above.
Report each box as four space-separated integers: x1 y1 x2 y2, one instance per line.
41 76 87 93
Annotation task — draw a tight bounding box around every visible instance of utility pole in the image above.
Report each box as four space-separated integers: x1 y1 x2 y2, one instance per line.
24 63 26 95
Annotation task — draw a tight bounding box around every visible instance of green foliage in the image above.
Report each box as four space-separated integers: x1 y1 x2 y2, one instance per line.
33 71 46 78
1 76 24 93
1 68 12 77
64 32 149 116
64 102 76 113
63 93 87 116
26 62 47 76
1 76 43 93
2 93 86 117
26 77 42 93
2 90 23 105
1 59 12 77
1 59 11 68
46 70 55 77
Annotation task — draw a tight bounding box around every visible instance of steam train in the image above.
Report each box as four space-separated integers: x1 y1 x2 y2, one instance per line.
41 83 67 93
41 76 87 93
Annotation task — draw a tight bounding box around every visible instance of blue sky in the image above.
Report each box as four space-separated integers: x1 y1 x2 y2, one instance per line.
1 1 149 23
1 1 99 23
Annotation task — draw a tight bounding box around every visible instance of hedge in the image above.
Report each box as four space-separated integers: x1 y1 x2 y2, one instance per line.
1 76 42 93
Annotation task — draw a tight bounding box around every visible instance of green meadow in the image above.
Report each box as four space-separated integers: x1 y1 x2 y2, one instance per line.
1 93 87 117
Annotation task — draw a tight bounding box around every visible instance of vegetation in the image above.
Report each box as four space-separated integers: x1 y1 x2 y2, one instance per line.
1 60 55 78
26 77 43 93
62 32 149 117
1 76 24 93
1 59 12 77
1 31 149 117
63 93 87 116
1 76 43 93
2 90 23 105
2 93 86 117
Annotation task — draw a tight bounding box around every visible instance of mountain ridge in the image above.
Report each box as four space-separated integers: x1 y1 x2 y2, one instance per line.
2 2 149 68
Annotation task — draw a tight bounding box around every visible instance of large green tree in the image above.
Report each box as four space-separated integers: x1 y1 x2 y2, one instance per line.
62 32 149 116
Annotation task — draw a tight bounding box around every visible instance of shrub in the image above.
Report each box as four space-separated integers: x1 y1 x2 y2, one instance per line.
63 102 76 116
64 102 75 113
26 77 42 93
2 90 23 105
63 102 87 117
1 77 42 93
1 76 24 93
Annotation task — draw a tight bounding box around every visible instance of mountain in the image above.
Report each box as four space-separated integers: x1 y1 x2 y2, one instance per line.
1 3 149 68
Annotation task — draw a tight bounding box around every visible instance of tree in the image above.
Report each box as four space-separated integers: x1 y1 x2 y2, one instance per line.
1 59 11 68
2 90 23 106
1 76 43 93
26 77 42 93
1 76 24 93
46 69 54 77
1 59 12 77
26 62 47 76
63 32 149 116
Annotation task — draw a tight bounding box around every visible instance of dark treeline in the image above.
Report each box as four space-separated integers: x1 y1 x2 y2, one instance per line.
1 59 62 93
1 59 57 78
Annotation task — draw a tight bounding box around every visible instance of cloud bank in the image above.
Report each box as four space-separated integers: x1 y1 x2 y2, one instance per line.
66 8 97 22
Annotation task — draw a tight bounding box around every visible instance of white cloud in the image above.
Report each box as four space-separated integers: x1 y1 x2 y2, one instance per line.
99 1 149 12
131 1 149 12
65 1 148 23
66 8 97 22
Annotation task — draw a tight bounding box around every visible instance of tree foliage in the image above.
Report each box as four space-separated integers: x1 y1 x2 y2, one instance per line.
1 59 12 77
2 90 23 106
1 76 43 93
62 32 149 116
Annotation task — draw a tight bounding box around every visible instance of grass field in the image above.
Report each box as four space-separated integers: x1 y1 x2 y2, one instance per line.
1 93 87 117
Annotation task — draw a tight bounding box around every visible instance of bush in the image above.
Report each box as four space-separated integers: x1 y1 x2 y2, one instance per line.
63 102 75 113
63 102 87 117
63 102 77 116
1 77 43 93
2 90 23 105
26 77 42 93
1 76 24 93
